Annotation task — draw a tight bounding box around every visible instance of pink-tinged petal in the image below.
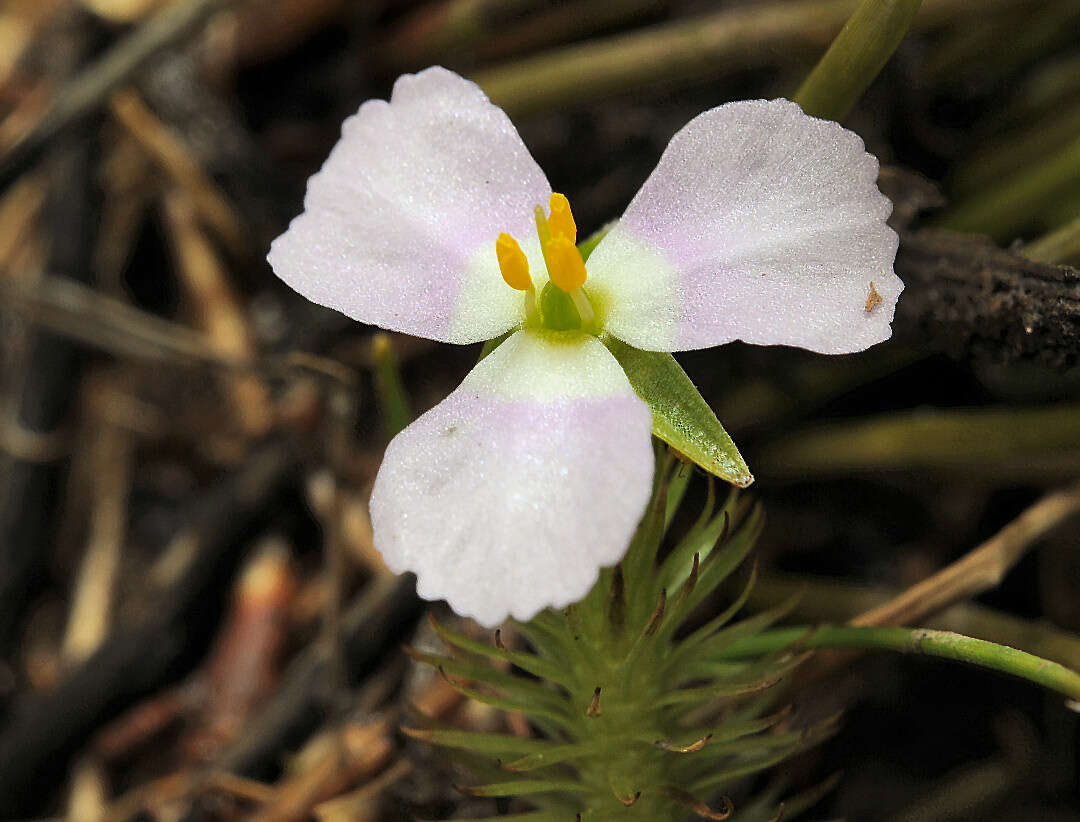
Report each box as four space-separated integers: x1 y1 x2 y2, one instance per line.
268 67 551 344
586 99 901 354
370 329 654 627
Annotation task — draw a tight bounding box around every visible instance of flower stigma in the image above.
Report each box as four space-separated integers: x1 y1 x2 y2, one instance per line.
497 192 595 332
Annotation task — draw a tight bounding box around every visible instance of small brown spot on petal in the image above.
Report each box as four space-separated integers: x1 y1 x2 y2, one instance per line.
865 282 882 313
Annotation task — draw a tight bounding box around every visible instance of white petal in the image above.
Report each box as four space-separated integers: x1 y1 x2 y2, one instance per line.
268 67 551 344
586 99 902 354
369 329 655 627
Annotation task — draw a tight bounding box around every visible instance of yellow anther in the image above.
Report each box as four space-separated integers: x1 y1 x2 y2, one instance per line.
546 236 587 293
496 233 532 291
548 192 577 245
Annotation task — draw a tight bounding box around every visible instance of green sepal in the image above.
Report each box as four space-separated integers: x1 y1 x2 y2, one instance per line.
604 336 753 488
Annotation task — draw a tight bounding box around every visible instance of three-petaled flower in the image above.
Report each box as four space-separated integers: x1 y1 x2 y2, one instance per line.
268 67 902 627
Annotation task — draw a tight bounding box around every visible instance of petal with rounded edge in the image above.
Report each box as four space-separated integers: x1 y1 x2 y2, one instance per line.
370 329 655 627
586 99 901 354
268 67 550 344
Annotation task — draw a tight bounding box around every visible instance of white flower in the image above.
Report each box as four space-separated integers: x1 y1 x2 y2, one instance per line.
268 67 901 627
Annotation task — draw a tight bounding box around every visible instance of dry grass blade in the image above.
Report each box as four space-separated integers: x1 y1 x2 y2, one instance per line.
0 0 233 191
853 481 1080 628
60 415 132 664
116 92 247 257
0 272 241 368
163 189 270 435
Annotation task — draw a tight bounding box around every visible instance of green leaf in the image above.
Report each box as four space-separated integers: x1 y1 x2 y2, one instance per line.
670 592 805 679
437 669 575 731
668 503 763 626
461 779 584 797
370 332 413 438
718 626 1080 704
503 741 603 772
656 669 785 708
445 814 577 822
641 710 788 750
405 649 569 714
604 337 753 488
402 727 554 757
429 615 570 685
688 716 841 794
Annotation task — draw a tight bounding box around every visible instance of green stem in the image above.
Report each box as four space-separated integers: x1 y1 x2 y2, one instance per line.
719 626 1080 704
938 132 1080 242
921 0 1080 87
794 0 922 121
379 0 665 68
747 574 1080 672
756 403 1080 480
1025 213 1080 266
472 0 1020 116
949 99 1080 197
370 333 413 439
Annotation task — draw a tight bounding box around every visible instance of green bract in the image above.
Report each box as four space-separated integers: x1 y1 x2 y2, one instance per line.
604 338 752 488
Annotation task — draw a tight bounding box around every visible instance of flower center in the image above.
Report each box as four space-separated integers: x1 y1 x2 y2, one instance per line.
496 192 595 332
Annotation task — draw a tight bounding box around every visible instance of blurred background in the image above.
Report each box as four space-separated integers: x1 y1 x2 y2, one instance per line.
0 0 1078 819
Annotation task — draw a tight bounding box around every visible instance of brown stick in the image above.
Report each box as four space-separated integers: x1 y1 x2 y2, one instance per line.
118 93 247 257
61 415 133 665
0 445 296 817
162 189 271 435
853 482 1080 628
0 0 231 192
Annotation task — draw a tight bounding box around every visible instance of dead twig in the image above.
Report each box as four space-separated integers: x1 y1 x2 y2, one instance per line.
219 575 422 779
163 189 271 435
0 0 231 193
0 445 296 818
119 92 248 257
0 28 95 649
853 481 1080 628
246 721 394 822
60 415 133 665
895 228 1080 369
